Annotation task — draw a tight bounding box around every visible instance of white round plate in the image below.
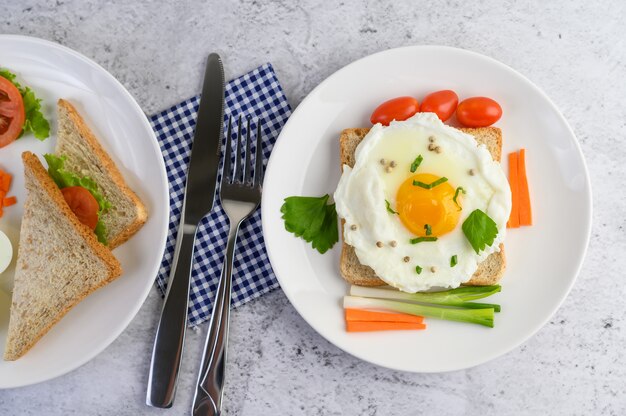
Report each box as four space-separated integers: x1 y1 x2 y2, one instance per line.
0 35 168 387
262 46 592 372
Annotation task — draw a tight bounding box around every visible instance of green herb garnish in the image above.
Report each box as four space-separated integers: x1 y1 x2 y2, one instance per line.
415 265 422 274
385 199 398 215
462 209 498 254
410 155 423 173
450 255 458 267
424 224 432 236
0 68 50 140
453 186 466 210
413 177 448 189
280 194 338 254
410 236 438 244
44 154 111 244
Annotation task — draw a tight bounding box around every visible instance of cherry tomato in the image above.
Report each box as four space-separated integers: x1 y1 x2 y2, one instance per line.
0 76 25 148
420 90 459 122
456 97 502 127
61 186 99 230
370 96 419 126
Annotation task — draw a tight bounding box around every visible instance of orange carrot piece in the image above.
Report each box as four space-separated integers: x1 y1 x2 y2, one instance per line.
518 149 532 226
346 321 426 332
345 308 424 324
507 151 520 228
2 196 16 207
0 172 10 193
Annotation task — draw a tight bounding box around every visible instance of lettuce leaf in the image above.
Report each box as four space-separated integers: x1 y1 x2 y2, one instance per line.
0 68 50 140
44 154 111 245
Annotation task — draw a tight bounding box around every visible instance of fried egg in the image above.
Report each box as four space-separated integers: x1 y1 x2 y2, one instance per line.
334 113 511 292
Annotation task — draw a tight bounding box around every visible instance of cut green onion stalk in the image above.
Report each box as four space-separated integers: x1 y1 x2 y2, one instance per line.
410 155 423 173
350 285 501 304
344 296 494 328
413 177 448 189
410 236 437 244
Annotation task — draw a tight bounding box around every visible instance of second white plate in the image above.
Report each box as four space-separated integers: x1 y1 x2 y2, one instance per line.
262 46 592 372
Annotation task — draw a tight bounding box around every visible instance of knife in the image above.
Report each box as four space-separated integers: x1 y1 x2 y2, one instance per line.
146 53 225 409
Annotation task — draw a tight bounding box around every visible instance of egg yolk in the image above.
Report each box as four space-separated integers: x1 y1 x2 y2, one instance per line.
396 173 461 237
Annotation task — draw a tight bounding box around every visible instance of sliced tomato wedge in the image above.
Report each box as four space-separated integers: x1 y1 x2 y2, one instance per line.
61 186 99 230
0 76 25 148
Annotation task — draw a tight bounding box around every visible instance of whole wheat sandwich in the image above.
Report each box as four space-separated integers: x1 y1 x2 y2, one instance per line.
55 99 147 248
339 126 505 287
3 152 122 361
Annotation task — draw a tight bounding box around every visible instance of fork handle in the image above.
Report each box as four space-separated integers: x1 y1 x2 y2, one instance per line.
192 221 240 416
147 224 198 408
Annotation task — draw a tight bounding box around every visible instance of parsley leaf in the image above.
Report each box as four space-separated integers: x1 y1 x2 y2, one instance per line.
280 194 338 254
462 209 498 254
44 154 111 245
385 199 398 214
0 68 50 140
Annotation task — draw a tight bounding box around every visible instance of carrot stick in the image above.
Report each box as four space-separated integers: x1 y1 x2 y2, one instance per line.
2 196 16 207
346 321 426 332
0 171 10 193
518 149 532 226
507 151 520 228
345 308 424 323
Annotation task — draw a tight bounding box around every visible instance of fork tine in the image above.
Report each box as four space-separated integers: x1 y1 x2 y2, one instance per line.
233 115 243 182
243 117 252 184
223 117 233 183
253 121 263 187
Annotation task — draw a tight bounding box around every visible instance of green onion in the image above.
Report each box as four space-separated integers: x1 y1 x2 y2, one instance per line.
415 265 422 274
413 177 448 189
410 236 437 244
424 224 432 236
385 199 398 214
410 155 423 173
350 284 501 303
453 186 466 210
450 255 458 267
344 296 495 327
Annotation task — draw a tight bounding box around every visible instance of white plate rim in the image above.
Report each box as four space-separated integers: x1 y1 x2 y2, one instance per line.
262 45 592 373
0 34 169 387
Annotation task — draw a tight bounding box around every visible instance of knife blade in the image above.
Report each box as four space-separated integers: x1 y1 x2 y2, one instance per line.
146 53 225 409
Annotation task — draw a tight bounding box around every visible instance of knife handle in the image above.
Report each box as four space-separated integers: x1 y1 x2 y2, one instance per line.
146 224 198 408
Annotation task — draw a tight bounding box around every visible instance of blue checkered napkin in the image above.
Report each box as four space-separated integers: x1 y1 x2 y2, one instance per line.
149 63 291 327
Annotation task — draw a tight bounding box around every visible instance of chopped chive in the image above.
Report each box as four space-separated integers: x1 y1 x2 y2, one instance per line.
415 265 422 274
453 186 466 210
385 199 398 214
410 236 438 244
413 177 448 189
424 224 432 236
410 155 423 173
450 255 458 267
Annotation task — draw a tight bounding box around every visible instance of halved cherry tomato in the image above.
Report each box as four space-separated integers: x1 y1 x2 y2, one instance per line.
456 97 502 127
61 186 99 230
0 76 25 148
370 96 419 126
420 90 459 122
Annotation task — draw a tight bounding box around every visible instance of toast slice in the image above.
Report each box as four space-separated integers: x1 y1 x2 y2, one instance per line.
339 127 506 287
3 152 122 361
55 99 147 248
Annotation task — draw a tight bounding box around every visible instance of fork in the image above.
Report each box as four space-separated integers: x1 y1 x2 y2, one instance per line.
191 116 263 416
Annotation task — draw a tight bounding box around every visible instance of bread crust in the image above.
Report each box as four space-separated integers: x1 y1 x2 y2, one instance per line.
337 126 506 287
57 99 148 248
4 153 122 360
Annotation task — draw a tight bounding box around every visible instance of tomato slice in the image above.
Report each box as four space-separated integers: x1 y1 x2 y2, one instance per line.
420 90 459 122
0 76 25 148
456 97 502 127
61 186 99 230
370 96 419 126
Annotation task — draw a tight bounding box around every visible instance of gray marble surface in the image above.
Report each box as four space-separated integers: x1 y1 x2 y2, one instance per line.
1 0 624 414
